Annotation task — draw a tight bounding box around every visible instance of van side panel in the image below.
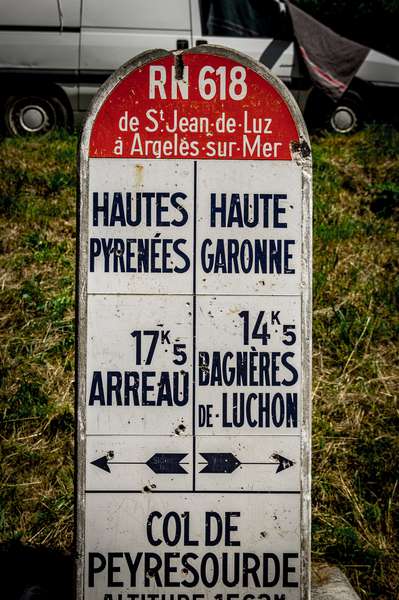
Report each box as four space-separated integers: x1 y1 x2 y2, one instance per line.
80 29 190 73
0 0 81 74
0 32 79 70
82 0 190 30
357 50 399 85
0 0 81 28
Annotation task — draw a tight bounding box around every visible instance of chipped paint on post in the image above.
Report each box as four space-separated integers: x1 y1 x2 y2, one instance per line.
77 45 312 600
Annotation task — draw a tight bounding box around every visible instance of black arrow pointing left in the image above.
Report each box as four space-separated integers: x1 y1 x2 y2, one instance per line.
91 453 188 474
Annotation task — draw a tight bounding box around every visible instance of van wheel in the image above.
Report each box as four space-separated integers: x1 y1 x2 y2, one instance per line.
3 94 68 136
328 91 364 134
305 89 364 134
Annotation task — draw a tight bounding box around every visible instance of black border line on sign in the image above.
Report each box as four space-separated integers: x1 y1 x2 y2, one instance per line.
193 160 197 492
85 490 301 494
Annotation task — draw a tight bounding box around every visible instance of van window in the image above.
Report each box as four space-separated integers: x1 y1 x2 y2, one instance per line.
200 0 284 38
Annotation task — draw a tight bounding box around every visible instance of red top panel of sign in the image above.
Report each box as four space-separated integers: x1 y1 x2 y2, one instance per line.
89 52 299 160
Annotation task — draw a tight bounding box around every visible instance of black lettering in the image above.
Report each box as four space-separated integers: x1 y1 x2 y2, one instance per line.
170 192 188 226
222 554 240 587
173 239 190 273
107 371 122 406
181 553 200 588
89 371 105 405
164 552 180 586
263 553 280 587
284 240 295 274
205 512 223 546
210 193 226 227
124 372 140 406
273 194 287 228
101 237 114 272
163 512 181 546
88 552 106 587
147 511 162 546
89 238 101 272
125 552 143 587
283 553 299 587
286 393 298 427
282 352 298 385
144 553 162 587
126 192 139 226
201 553 219 588
107 552 124 587
93 192 109 226
110 193 126 226
243 553 261 587
225 512 240 546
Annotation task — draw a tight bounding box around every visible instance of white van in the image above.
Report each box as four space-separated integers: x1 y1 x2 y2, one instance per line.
0 0 398 135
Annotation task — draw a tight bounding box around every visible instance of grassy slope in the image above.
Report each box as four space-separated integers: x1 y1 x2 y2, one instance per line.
0 127 398 599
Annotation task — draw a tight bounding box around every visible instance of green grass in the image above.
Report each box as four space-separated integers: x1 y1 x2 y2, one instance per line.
311 126 399 599
0 132 76 550
0 127 398 599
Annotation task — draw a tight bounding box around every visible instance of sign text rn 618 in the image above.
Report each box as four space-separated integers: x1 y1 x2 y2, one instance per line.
149 65 248 101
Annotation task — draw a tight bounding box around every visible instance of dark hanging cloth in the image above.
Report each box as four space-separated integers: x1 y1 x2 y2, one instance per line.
286 1 369 101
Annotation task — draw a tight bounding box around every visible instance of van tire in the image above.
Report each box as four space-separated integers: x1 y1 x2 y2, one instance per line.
305 89 365 134
328 90 364 134
3 94 68 136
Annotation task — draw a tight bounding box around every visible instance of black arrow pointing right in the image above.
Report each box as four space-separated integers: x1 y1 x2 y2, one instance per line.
146 453 188 474
199 452 294 474
199 453 241 474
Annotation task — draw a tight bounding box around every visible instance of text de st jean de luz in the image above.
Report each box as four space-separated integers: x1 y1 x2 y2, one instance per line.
114 108 282 160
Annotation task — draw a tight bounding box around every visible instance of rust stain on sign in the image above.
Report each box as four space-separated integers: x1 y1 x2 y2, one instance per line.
134 163 144 187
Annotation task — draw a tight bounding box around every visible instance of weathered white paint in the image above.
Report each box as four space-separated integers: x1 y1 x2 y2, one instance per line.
77 45 312 600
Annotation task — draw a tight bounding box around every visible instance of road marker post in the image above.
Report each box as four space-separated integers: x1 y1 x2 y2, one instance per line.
77 46 312 600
